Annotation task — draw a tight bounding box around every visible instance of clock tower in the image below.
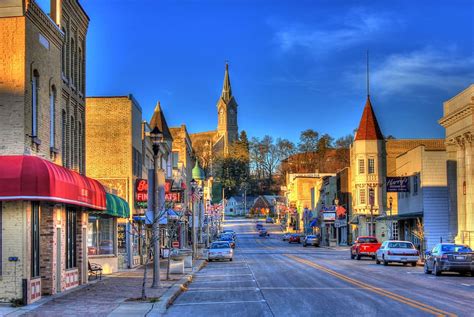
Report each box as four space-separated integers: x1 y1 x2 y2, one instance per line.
217 63 238 154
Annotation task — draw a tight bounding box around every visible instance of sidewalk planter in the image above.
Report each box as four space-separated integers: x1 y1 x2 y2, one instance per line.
88 193 130 274
178 249 193 268
0 156 107 304
169 259 185 274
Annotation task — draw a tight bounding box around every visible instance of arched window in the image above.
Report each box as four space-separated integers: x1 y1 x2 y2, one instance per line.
78 122 82 173
70 38 75 85
50 86 56 147
62 110 67 167
61 28 66 75
70 116 75 169
32 70 39 137
78 47 82 92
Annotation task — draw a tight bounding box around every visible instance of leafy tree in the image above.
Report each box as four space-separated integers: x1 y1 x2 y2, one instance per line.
298 129 319 152
335 135 354 149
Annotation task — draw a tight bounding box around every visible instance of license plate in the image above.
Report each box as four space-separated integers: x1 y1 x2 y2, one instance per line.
456 256 465 260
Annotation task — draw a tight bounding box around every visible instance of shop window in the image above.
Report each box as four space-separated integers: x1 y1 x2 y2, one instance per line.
31 202 40 278
368 158 375 174
66 208 77 269
358 159 365 174
87 215 115 256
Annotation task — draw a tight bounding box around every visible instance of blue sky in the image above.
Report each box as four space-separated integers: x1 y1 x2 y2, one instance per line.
38 0 474 143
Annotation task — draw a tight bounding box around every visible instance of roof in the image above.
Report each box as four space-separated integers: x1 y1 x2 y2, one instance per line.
149 101 173 141
355 96 384 141
221 63 232 103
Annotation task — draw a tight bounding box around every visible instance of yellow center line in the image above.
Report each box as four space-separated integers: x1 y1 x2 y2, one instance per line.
286 254 456 317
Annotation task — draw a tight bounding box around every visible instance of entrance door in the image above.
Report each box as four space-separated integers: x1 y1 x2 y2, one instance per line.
56 227 61 293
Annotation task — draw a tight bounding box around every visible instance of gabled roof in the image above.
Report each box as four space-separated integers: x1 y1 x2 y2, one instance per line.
150 101 173 141
355 96 383 141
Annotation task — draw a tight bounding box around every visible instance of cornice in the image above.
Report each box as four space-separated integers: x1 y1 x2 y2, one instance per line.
62 0 89 34
439 104 473 128
27 1 64 49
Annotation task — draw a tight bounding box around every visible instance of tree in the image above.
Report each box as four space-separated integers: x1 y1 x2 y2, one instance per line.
335 135 354 149
298 129 319 153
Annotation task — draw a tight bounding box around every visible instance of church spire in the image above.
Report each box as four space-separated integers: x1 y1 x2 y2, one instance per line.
221 62 232 103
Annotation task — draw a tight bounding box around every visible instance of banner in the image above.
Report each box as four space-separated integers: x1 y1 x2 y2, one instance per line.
386 177 410 192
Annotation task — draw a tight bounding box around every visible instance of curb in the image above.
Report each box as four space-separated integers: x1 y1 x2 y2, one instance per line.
147 260 207 316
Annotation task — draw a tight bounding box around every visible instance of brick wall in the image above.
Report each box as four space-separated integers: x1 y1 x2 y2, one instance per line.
39 204 54 295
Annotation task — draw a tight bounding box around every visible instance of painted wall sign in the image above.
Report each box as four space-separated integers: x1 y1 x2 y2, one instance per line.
386 177 410 192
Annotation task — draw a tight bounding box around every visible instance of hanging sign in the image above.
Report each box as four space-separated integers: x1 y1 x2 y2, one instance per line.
386 177 410 192
135 179 148 209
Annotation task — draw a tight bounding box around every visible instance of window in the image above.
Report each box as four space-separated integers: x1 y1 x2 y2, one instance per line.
61 28 66 75
31 202 40 277
66 208 77 269
368 158 375 174
32 71 39 137
70 38 75 85
392 222 399 240
413 175 418 195
62 110 67 167
358 159 365 174
78 122 82 173
87 215 115 256
359 188 366 205
50 86 56 147
133 148 142 177
172 151 179 169
70 116 75 169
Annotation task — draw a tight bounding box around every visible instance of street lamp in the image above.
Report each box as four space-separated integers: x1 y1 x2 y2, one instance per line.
389 196 393 239
150 126 163 289
190 178 197 259
334 197 339 246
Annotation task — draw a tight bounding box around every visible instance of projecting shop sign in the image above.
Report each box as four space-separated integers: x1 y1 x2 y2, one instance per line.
386 177 410 192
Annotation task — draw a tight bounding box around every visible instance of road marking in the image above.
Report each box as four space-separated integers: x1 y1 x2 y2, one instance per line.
461 283 471 287
185 288 260 293
286 254 456 317
173 299 266 306
194 273 253 278
191 279 256 284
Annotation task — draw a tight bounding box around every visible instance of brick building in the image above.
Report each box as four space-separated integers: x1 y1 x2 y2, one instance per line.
0 0 103 304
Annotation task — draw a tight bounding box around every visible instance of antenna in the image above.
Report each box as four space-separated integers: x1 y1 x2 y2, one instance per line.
366 50 370 97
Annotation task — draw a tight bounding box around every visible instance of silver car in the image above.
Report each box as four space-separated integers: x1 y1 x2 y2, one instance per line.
207 241 234 262
303 235 320 247
376 240 420 266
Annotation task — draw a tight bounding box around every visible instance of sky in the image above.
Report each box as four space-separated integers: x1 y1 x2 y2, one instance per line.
38 0 474 143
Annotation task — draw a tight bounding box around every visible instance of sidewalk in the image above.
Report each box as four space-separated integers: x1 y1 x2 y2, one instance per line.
4 258 205 317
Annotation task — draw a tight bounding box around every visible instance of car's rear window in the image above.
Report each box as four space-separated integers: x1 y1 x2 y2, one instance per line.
441 245 472 252
211 243 230 249
358 238 378 243
388 242 414 249
307 235 316 238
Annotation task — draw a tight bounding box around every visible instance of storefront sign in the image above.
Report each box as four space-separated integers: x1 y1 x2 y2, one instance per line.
135 179 148 209
334 218 347 228
165 191 184 203
322 212 336 222
386 177 410 192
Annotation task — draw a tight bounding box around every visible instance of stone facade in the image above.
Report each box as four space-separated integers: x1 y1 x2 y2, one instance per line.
439 84 474 247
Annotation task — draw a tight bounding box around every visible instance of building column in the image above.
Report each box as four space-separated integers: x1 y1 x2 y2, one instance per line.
464 135 473 245
455 139 466 244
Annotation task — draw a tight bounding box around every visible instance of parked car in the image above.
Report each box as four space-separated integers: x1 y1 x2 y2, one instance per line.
282 232 291 241
351 236 381 260
222 229 236 239
303 235 320 247
265 217 274 223
256 223 263 230
288 234 301 244
375 240 420 266
259 228 269 237
208 241 234 262
424 243 473 276
219 235 236 248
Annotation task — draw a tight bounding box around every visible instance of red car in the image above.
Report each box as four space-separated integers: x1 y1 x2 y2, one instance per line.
351 236 381 260
288 234 301 244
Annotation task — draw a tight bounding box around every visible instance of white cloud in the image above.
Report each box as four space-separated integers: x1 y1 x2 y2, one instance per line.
273 10 393 53
368 48 474 95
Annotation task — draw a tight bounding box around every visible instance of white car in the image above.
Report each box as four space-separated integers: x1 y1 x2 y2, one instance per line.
207 241 234 262
376 240 420 266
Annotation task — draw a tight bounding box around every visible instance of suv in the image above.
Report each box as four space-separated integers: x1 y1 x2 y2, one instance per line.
303 235 320 247
351 236 381 260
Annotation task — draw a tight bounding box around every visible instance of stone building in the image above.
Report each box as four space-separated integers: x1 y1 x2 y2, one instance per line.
190 63 239 171
0 0 98 304
439 84 474 247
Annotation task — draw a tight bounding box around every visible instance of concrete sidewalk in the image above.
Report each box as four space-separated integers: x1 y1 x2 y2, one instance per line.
4 258 206 317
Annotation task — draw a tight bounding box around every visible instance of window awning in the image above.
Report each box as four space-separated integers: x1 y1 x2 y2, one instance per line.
0 155 106 210
376 211 423 221
103 193 130 218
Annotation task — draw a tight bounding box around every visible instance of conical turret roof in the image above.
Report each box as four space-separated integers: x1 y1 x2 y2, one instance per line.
355 96 384 141
192 161 205 181
149 101 173 141
220 63 232 103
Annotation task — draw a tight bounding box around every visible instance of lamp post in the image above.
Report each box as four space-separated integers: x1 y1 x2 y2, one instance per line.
150 126 163 289
190 178 197 259
334 197 339 246
389 196 393 239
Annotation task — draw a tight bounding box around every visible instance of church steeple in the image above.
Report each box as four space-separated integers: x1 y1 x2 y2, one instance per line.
221 63 232 103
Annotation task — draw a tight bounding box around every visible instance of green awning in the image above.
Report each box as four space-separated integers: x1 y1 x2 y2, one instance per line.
103 193 130 218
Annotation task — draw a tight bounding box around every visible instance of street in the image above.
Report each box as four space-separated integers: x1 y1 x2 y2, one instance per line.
166 219 473 317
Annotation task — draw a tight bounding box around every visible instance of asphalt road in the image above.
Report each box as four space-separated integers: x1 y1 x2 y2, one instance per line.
166 219 473 317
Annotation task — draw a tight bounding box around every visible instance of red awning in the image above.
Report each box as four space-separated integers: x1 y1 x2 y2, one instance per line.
0 156 106 210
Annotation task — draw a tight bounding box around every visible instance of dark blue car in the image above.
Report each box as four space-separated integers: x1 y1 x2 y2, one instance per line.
424 243 473 276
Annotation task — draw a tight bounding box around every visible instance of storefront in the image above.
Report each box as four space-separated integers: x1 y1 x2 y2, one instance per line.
0 156 106 304
87 193 130 274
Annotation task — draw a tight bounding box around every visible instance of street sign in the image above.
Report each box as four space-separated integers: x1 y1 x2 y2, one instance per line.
172 241 179 248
